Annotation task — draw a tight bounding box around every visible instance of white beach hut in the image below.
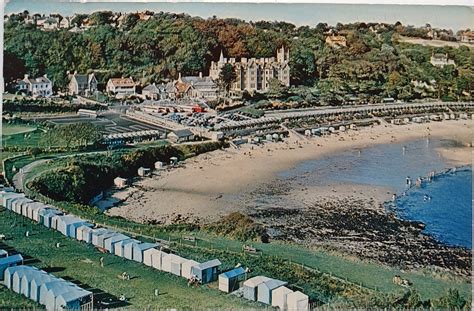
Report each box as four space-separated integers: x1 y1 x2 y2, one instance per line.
132 243 158 263
242 276 272 301
3 193 24 210
161 253 184 275
143 248 165 270
104 233 130 253
29 273 54 302
272 286 293 310
287 291 309 311
26 202 47 221
181 259 199 279
20 268 49 299
114 239 139 257
38 209 62 228
257 279 288 305
95 231 118 249
3 265 28 288
56 215 88 238
75 224 94 243
90 228 111 246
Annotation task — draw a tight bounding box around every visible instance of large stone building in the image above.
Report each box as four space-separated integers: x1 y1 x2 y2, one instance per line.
209 46 290 93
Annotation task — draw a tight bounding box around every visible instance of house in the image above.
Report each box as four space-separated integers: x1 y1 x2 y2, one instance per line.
286 291 309 311
21 74 53 97
167 129 195 143
459 31 474 43
59 17 70 29
257 279 288 305
242 276 272 301
132 243 158 263
176 73 219 100
190 259 221 284
325 35 347 47
430 53 456 67
113 177 128 188
210 47 290 93
141 83 161 100
67 72 98 96
218 267 246 293
181 259 200 279
0 254 24 279
106 77 136 97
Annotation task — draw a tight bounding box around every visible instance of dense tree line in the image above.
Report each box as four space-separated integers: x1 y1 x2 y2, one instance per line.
4 12 473 103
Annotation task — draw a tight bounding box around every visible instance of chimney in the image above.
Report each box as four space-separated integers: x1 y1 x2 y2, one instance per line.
74 70 77 75
24 74 29 80
44 74 48 79
178 72 182 81
199 72 202 78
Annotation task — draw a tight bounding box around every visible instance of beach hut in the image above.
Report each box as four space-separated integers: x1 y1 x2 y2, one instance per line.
123 240 141 260
39 209 62 228
242 276 272 301
132 243 158 263
28 272 54 302
154 161 164 169
104 233 130 253
90 228 112 246
39 279 69 305
181 259 199 279
137 167 151 177
169 157 178 165
95 231 118 249
114 239 139 257
56 215 88 238
3 265 28 289
15 198 33 216
0 250 7 258
218 267 246 293
286 291 309 311
191 259 221 284
12 267 34 293
3 193 24 209
11 197 27 214
257 279 288 305
272 286 293 310
143 248 165 270
75 224 94 243
54 288 93 311
114 177 128 188
0 254 24 280
21 199 35 217
26 202 47 221
161 253 182 274
20 267 49 299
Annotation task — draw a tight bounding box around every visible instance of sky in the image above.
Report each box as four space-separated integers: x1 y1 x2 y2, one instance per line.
3 1 474 31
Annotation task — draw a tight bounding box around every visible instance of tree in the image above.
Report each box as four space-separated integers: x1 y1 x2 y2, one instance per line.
218 64 237 95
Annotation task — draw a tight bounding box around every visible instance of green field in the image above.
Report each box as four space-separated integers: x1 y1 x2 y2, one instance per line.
0 209 260 309
2 124 37 136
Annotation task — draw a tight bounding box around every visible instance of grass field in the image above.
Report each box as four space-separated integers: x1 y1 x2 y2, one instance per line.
2 129 43 150
2 124 37 136
0 209 261 309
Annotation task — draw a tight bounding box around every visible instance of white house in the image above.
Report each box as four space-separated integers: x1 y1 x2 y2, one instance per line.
22 74 53 97
106 77 136 97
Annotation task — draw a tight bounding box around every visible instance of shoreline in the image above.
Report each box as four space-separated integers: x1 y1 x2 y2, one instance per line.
106 119 472 224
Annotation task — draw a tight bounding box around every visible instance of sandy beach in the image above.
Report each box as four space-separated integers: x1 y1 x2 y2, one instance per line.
106 119 472 224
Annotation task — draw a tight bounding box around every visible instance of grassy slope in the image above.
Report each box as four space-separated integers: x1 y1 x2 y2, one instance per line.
2 124 37 136
188 233 471 300
0 209 260 309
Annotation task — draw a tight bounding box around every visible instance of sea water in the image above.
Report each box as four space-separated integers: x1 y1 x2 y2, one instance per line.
279 138 472 249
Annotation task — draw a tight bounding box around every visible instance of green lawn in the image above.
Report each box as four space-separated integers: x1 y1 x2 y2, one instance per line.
2 124 37 136
0 209 261 309
2 129 43 149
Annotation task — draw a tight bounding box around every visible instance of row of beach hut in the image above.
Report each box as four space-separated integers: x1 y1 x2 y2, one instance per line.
0 190 222 285
0 249 93 311
1 188 309 310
